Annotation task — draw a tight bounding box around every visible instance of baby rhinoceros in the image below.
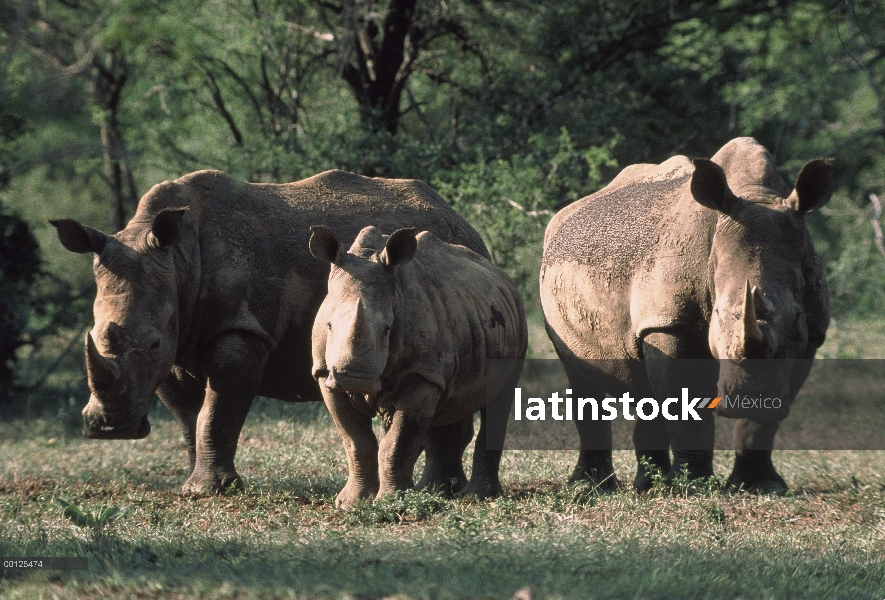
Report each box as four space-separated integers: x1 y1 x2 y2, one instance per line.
309 225 527 509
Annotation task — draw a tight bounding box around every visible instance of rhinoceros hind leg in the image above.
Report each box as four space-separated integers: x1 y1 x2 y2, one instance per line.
568 452 619 490
643 333 716 484
568 416 619 490
156 367 206 476
417 416 473 496
633 450 671 492
460 408 504 499
633 416 672 491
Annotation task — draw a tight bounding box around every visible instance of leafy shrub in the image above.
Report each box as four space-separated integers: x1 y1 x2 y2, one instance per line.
434 129 618 308
342 489 451 526
0 206 39 399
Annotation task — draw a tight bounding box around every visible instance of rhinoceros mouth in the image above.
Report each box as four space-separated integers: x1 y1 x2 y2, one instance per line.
325 369 381 394
83 413 151 440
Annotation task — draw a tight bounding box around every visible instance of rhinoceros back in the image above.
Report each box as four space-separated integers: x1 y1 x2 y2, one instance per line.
389 232 527 419
129 169 490 403
542 171 691 272
540 158 710 362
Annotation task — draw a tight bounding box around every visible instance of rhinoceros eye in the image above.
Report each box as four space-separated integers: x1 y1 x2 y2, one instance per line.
151 340 160 350
383 325 391 337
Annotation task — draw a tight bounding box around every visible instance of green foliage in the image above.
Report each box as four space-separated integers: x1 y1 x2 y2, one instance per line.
1 0 884 402
342 489 450 526
434 130 617 306
54 497 128 530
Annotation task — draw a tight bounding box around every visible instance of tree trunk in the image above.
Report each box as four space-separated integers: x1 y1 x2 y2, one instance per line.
338 0 419 135
91 51 137 233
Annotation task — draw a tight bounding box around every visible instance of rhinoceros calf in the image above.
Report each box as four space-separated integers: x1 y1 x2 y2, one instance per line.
309 226 527 508
540 137 832 492
50 169 490 492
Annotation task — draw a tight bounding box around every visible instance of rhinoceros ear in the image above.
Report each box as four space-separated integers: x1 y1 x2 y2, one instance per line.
787 158 833 214
309 226 344 265
150 208 189 248
690 158 737 214
380 228 417 270
48 219 110 255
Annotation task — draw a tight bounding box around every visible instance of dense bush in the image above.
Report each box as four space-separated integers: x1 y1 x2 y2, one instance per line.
0 0 883 400
0 204 39 398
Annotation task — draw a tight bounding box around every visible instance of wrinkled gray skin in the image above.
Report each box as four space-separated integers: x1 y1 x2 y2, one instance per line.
540 138 832 493
310 226 527 508
50 169 490 493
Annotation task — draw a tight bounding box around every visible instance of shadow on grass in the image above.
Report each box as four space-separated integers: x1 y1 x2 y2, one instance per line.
2 525 882 599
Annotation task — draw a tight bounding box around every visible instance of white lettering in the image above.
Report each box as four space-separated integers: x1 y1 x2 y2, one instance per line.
662 397 679 420
601 398 617 420
636 398 659 420
526 397 545 421
619 392 635 421
681 387 702 421
578 397 598 421
549 392 564 421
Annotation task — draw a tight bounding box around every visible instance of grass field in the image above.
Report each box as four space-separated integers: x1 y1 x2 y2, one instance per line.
1 318 884 599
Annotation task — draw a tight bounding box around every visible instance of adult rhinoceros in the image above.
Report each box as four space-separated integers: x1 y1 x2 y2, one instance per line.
540 137 832 492
50 169 488 493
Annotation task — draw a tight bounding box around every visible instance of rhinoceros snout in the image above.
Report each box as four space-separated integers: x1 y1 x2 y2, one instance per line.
325 367 382 394
82 414 151 440
82 398 151 439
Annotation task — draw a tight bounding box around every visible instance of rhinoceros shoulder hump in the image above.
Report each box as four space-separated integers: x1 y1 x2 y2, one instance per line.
543 163 692 268
711 137 791 197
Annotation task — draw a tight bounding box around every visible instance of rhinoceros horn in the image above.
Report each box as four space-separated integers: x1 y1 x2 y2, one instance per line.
351 298 369 341
742 280 764 348
751 285 775 317
86 332 122 392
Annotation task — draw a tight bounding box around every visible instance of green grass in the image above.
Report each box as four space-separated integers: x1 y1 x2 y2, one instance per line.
1 320 882 599
2 397 884 599
817 318 885 359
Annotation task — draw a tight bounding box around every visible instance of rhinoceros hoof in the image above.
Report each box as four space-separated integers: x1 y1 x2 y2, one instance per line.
458 479 503 500
632 470 658 493
568 466 620 491
335 481 378 509
727 470 788 495
416 473 468 497
182 470 243 494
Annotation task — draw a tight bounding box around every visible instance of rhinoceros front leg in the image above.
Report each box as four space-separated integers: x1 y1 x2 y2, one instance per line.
156 366 206 475
727 355 812 494
377 376 438 498
643 332 716 483
728 419 786 493
322 387 380 509
182 332 267 493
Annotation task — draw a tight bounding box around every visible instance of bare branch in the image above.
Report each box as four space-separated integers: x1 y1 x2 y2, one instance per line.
870 193 885 258
203 69 244 146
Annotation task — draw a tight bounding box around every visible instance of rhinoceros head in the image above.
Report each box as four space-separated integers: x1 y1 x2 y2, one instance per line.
50 209 188 439
309 225 417 396
690 157 833 404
